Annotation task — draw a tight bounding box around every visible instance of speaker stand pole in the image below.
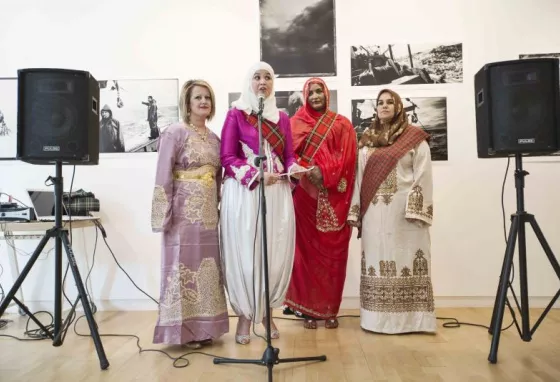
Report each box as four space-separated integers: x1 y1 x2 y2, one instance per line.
0 161 109 370
488 153 560 364
213 108 326 381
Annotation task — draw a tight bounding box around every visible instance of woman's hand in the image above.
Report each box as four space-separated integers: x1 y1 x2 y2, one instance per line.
263 172 280 186
347 220 361 228
289 164 307 179
406 217 425 228
307 166 323 186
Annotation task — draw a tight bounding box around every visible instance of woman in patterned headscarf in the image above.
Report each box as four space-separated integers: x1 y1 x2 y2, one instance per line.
347 88 437 334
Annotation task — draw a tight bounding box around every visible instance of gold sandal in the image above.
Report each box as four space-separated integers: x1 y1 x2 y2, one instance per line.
303 318 317 329
325 318 339 329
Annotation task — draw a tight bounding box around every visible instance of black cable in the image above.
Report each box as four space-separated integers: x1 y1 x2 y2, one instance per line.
0 158 518 367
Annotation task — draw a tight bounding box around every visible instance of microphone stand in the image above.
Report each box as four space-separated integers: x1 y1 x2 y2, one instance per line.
213 96 327 381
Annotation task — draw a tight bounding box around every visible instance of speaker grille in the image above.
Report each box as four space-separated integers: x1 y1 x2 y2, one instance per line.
475 58 560 158
16 68 100 165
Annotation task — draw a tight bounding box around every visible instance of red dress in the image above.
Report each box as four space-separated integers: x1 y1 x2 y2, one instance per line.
284 78 357 320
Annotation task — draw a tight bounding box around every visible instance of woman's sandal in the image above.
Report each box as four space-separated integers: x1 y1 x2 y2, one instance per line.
303 318 317 329
325 318 339 329
235 318 251 345
262 317 280 339
183 341 202 349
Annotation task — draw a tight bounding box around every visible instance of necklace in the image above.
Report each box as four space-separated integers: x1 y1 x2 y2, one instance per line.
188 122 208 141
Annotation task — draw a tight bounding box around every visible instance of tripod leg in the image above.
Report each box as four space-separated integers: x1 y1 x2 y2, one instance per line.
527 216 560 335
517 215 531 341
488 215 519 364
488 231 511 336
528 216 560 279
59 231 109 370
53 232 63 344
0 233 53 316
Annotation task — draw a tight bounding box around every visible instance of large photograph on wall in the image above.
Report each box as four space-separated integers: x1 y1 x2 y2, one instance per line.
260 0 337 78
0 78 17 160
98 78 179 153
351 97 448 161
351 43 463 86
228 90 338 117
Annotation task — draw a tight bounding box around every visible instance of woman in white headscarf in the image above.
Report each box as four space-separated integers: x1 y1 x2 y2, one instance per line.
220 61 307 345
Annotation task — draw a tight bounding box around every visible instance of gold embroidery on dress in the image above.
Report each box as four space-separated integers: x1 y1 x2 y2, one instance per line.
368 265 376 276
406 185 433 220
426 204 433 219
360 248 434 313
337 177 347 193
379 260 397 277
360 274 435 313
316 189 344 232
185 134 221 168
184 181 219 230
401 266 411 277
361 252 366 275
413 249 428 276
372 168 397 205
159 258 228 324
151 185 168 229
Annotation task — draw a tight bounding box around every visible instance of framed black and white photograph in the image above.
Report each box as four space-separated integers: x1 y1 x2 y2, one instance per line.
351 43 463 86
351 96 448 161
260 0 337 78
98 78 179 153
228 90 338 117
0 78 18 160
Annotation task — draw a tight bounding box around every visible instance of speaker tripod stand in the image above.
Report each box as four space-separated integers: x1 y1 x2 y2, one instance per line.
212 100 326 381
488 153 560 364
0 161 109 370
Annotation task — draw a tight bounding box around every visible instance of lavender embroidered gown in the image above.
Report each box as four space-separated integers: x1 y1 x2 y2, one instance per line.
151 123 229 344
219 108 297 324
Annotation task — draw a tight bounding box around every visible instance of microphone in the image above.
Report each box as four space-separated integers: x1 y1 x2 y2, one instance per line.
257 92 265 114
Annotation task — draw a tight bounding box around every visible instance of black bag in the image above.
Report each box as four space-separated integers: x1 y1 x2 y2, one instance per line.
62 189 100 216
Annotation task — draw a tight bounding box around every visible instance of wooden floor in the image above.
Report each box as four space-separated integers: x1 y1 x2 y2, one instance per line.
0 308 559 381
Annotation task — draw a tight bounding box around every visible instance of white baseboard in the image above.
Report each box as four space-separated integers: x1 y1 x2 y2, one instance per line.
3 296 559 316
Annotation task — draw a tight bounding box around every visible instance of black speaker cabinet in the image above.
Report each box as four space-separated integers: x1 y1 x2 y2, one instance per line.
16 68 100 165
474 58 560 158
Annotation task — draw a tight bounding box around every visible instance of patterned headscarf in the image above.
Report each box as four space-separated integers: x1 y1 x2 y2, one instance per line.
358 88 408 149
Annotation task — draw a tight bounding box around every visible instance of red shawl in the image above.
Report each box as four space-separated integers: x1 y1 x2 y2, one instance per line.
291 77 357 228
360 124 429 218
245 112 285 161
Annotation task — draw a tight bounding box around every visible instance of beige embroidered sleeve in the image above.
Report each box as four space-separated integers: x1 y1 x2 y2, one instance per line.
347 148 364 222
405 140 433 226
151 131 179 232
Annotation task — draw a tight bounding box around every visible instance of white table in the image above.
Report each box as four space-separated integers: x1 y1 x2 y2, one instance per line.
0 218 100 315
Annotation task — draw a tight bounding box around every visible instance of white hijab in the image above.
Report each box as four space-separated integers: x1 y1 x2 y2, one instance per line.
231 61 280 123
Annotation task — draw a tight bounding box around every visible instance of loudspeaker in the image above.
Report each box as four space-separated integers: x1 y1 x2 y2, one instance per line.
474 58 560 158
17 68 100 165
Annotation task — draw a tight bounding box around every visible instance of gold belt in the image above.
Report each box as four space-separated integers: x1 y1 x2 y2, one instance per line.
173 165 215 185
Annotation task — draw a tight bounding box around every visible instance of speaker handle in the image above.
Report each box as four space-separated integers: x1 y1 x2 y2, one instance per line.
477 89 484 107
92 96 99 115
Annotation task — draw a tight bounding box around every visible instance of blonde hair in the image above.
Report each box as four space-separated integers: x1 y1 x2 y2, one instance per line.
179 79 216 124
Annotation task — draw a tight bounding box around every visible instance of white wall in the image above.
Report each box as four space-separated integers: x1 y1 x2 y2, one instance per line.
1 0 560 313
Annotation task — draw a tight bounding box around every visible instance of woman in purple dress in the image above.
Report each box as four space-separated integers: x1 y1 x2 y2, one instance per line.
151 79 229 349
220 62 307 345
